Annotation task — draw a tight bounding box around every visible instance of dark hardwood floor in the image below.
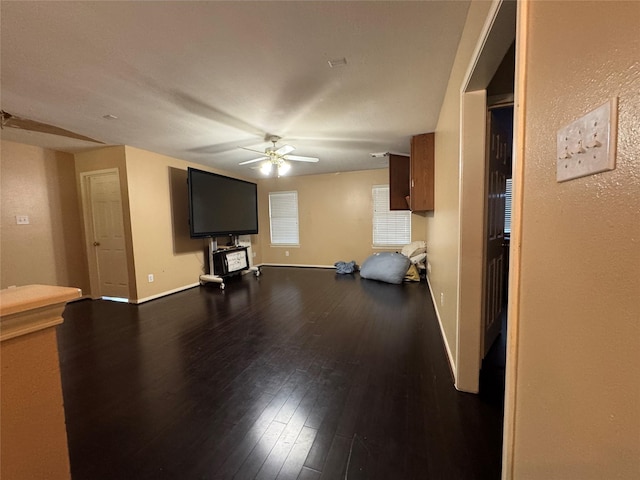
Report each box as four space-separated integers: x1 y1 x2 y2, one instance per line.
58 267 504 480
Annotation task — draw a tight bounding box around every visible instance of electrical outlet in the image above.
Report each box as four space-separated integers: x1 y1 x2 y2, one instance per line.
16 215 29 225
285 251 289 257
252 252 256 257
440 292 444 306
427 262 432 274
148 274 154 283
557 97 617 182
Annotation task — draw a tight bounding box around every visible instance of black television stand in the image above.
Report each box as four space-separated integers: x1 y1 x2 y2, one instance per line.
199 237 260 290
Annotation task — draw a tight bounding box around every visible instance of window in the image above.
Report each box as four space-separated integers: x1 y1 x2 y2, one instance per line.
504 178 512 235
269 191 299 245
372 185 411 246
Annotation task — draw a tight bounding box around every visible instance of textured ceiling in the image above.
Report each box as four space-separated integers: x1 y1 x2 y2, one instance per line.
1 1 470 177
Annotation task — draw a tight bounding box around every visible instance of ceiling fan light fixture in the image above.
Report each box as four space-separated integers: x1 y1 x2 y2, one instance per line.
260 161 273 175
239 136 319 173
277 161 290 176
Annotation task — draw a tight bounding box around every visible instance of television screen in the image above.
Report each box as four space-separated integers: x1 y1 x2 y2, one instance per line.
187 167 258 238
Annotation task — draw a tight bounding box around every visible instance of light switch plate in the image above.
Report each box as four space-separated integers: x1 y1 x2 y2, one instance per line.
557 97 617 182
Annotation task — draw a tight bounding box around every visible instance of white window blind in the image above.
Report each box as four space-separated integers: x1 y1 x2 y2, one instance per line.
372 185 411 246
505 178 512 235
269 191 299 245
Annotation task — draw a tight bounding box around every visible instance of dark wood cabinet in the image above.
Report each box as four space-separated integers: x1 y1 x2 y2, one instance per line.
409 132 435 212
389 154 410 210
388 133 435 212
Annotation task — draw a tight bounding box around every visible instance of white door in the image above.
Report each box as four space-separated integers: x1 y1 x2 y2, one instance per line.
84 171 129 299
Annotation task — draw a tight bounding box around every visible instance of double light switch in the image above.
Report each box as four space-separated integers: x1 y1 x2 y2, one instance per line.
556 97 617 182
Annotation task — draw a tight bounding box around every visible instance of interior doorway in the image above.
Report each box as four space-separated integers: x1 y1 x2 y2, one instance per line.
481 37 515 370
480 103 513 402
456 0 516 394
80 168 130 300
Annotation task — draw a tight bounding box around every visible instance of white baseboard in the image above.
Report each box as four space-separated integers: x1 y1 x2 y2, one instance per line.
257 263 335 269
132 266 334 304
426 276 457 380
133 282 200 304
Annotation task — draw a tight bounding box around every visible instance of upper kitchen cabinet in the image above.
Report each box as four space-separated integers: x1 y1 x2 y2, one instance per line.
409 132 434 212
389 154 410 210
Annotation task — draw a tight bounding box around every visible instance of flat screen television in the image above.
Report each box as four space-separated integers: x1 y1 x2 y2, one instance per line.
187 167 258 238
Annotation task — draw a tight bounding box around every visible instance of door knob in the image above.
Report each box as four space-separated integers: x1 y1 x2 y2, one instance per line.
93 241 101 246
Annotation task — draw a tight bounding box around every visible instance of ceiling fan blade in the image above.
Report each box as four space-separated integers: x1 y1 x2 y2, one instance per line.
1 111 104 144
284 155 319 163
239 157 268 165
241 146 268 155
275 144 295 156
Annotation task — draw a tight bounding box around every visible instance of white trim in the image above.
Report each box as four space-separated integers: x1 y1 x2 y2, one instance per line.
80 168 121 298
502 0 527 477
132 282 200 304
269 244 300 248
455 0 517 394
461 0 503 93
101 296 129 303
257 263 335 269
426 276 457 379
79 168 131 300
455 89 487 394
456 0 504 393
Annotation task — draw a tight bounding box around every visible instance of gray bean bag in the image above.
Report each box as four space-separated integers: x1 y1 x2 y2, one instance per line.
359 252 411 284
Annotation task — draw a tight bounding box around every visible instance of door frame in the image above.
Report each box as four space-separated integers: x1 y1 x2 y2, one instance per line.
79 168 128 299
457 0 525 477
456 0 516 393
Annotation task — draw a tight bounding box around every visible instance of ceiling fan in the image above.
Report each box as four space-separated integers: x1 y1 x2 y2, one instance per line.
239 135 319 175
0 110 104 144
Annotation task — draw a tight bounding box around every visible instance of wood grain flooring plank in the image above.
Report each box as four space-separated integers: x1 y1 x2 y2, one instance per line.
186 391 276 477
296 466 321 480
317 434 351 480
256 386 319 480
302 384 351 472
232 420 287 480
275 426 318 480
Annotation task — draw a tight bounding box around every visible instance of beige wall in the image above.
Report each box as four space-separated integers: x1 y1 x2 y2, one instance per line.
126 147 254 300
1 140 89 292
507 1 640 478
124 146 259 301
125 146 203 301
425 0 494 367
75 146 137 299
75 145 261 302
257 169 426 267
